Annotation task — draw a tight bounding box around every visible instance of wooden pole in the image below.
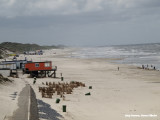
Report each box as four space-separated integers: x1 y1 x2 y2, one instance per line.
10 70 12 77
54 70 56 78
41 71 42 78
45 71 46 77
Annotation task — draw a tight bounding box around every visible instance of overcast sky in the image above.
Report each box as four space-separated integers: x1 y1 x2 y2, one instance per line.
0 0 160 46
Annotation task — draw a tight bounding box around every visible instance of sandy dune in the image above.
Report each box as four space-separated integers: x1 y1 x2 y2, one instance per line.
0 77 26 120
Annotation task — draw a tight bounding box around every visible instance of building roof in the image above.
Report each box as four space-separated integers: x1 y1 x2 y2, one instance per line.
1 60 28 62
27 61 51 63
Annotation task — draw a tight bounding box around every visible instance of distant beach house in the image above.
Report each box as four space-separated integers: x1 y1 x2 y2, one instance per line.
0 59 31 77
0 63 16 70
1 60 29 69
0 62 17 77
24 50 43 55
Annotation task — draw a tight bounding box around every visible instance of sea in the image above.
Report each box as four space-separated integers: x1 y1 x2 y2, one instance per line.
69 43 160 70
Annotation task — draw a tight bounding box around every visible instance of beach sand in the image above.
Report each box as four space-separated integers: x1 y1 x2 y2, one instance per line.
1 48 160 120
0 77 26 120
27 49 160 120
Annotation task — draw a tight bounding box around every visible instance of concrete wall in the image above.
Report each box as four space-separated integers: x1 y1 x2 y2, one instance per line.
0 70 10 77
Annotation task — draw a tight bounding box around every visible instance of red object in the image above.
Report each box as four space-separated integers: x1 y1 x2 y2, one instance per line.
25 61 52 71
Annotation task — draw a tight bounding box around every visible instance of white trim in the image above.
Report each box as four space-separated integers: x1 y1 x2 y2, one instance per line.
45 62 50 67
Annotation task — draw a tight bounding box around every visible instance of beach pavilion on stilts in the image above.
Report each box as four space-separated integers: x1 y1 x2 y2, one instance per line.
24 61 57 78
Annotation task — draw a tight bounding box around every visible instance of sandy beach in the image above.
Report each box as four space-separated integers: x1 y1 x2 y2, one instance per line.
1 0 160 119
1 48 160 120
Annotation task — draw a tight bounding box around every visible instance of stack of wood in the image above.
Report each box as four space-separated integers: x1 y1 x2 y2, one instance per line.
39 81 85 98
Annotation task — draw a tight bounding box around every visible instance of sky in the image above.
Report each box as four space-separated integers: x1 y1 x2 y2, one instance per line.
0 0 160 46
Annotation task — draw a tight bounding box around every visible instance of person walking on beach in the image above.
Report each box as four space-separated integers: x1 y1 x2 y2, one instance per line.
33 77 36 84
154 66 156 70
118 67 119 71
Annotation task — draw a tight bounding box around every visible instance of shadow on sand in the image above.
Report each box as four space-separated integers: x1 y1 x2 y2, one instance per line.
9 91 18 100
148 82 160 83
37 99 63 120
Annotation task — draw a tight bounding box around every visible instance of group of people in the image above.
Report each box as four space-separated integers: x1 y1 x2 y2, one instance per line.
142 64 156 70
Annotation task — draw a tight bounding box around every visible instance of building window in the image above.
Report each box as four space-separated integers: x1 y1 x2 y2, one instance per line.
45 63 50 67
35 63 39 67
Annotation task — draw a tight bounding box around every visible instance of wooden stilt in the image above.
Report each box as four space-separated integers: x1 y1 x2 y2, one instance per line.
10 70 12 76
54 70 56 78
41 71 43 78
45 71 46 77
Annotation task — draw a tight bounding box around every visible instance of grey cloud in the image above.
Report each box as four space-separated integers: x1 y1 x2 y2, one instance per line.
0 0 160 27
0 0 159 17
0 0 160 46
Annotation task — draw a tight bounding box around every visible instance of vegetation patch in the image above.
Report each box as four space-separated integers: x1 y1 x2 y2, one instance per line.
0 42 65 58
0 74 13 83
